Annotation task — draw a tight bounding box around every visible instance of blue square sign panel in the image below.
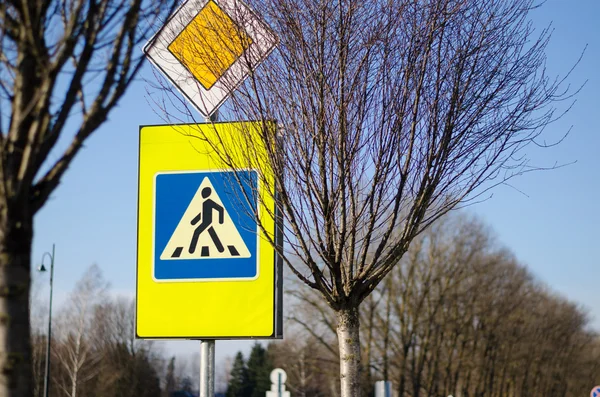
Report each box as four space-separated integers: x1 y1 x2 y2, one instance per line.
153 170 259 281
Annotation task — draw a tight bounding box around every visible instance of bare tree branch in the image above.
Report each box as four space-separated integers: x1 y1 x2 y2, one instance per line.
149 0 583 395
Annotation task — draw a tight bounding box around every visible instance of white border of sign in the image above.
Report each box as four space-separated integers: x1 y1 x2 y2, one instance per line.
144 0 278 117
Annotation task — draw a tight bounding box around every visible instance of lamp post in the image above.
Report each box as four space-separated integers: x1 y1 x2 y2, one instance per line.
38 244 55 397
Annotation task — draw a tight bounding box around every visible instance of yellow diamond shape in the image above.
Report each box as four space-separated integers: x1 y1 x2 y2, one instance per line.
168 0 253 90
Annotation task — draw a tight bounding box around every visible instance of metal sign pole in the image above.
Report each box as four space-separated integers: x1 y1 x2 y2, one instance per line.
199 111 218 397
200 340 215 397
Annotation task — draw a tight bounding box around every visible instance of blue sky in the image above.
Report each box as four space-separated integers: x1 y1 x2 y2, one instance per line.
31 0 600 365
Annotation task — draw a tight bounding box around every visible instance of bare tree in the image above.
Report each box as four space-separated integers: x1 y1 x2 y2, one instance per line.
92 297 162 397
268 333 340 397
53 265 109 397
151 0 581 395
285 213 600 397
0 1 174 394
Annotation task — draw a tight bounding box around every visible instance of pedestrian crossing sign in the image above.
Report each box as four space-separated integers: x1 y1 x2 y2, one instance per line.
136 122 283 339
154 170 258 281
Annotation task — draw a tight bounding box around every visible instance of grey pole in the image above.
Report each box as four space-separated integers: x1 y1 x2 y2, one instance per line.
39 244 55 397
200 111 217 397
199 340 215 397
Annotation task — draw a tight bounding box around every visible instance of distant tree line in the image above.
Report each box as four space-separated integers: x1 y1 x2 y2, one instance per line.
31 214 600 397
31 265 195 397
266 215 600 397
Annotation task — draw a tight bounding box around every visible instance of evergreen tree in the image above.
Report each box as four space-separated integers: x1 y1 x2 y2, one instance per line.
247 343 273 397
180 377 194 393
165 357 176 396
226 352 250 397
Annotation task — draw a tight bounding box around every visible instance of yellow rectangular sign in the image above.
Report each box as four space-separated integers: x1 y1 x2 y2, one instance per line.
136 122 282 339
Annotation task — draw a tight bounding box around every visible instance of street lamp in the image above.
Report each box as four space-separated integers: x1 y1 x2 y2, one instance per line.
37 244 55 397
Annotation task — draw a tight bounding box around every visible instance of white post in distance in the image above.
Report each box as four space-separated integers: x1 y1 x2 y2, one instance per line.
375 381 392 397
266 368 290 397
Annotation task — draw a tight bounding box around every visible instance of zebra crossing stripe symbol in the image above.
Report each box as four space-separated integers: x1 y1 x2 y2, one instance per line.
160 177 251 260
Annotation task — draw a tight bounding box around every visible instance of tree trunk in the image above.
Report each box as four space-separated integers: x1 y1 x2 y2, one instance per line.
337 306 361 397
0 199 33 396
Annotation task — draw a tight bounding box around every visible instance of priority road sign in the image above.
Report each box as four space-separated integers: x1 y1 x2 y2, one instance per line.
136 122 282 339
144 0 278 117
